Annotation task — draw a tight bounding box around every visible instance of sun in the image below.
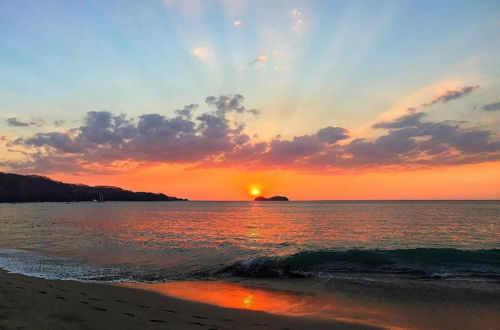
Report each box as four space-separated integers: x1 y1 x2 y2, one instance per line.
249 187 261 196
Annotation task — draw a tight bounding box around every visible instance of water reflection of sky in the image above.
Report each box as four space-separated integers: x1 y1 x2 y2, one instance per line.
0 201 498 273
122 280 406 329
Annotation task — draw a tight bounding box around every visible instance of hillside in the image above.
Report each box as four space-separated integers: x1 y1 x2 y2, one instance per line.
0 172 187 203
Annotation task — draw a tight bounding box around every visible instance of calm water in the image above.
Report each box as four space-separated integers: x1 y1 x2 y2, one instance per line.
0 201 499 281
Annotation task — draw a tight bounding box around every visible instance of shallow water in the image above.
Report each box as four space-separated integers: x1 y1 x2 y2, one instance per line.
121 278 500 329
0 201 499 281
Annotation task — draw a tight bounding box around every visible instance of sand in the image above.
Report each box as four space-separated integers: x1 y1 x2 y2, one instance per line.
0 270 375 330
1 269 499 329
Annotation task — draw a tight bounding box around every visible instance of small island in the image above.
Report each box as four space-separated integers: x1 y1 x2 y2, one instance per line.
254 195 289 201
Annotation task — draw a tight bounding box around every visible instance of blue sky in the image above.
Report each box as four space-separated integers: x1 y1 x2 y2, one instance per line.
2 0 499 128
0 0 499 199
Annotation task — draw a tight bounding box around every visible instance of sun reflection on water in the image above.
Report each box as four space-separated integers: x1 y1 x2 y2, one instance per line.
120 280 405 329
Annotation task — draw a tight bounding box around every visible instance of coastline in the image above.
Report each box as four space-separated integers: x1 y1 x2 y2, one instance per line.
2 269 500 329
0 269 374 330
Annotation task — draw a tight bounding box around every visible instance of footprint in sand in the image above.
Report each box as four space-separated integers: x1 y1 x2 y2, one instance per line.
138 305 150 309
164 308 177 314
59 288 69 292
80 301 89 305
93 306 107 312
189 322 205 326
123 312 135 317
15 286 26 290
89 297 102 301
251 323 270 327
38 290 47 294
55 296 66 300
80 292 88 296
149 319 167 323
192 315 208 319
114 299 127 303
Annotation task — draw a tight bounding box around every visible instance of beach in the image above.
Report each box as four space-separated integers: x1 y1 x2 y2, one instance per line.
0 269 375 330
2 269 500 329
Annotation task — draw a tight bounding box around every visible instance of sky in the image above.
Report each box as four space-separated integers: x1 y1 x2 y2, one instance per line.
1 0 499 200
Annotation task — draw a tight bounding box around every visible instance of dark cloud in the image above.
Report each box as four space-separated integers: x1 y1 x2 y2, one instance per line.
22 132 88 154
372 111 426 129
6 94 500 174
6 117 45 127
422 85 479 106
175 104 198 119
247 109 260 116
263 135 323 164
317 127 349 143
482 102 500 112
343 110 500 168
11 95 257 171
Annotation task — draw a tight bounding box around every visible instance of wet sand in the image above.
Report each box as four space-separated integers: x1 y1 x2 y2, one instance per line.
1 269 499 330
124 277 500 329
0 270 374 330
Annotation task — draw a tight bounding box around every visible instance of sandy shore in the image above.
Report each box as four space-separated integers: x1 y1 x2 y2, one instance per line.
0 270 375 330
2 269 499 329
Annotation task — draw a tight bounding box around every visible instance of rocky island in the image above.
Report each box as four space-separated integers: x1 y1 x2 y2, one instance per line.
254 195 290 201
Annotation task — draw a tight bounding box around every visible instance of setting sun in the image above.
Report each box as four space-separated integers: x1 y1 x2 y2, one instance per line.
250 187 261 196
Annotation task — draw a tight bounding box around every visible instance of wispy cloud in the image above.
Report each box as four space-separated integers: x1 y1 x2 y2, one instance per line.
291 8 304 31
6 118 45 127
422 85 479 107
191 46 216 65
482 102 500 112
251 55 266 64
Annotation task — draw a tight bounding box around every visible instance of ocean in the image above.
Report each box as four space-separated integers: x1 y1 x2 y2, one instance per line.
1 201 499 284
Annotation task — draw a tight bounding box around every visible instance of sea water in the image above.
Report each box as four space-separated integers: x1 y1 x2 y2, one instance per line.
0 201 499 282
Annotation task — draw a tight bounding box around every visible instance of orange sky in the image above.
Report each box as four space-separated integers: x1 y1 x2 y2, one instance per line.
49 161 500 200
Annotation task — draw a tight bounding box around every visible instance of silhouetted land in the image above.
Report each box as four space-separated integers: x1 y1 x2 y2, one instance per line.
254 196 289 201
0 172 187 203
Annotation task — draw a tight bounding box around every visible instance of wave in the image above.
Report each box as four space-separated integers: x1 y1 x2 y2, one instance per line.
2 248 499 282
0 249 175 282
218 248 500 279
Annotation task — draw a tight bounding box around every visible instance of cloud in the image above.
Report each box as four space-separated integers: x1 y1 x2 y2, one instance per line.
6 95 500 174
423 85 479 106
372 111 426 129
291 8 304 31
249 55 267 67
9 95 255 173
6 117 45 127
191 47 216 64
317 127 349 144
175 104 198 119
482 102 500 112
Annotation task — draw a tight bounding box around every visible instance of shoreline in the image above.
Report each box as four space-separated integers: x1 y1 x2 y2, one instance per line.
0 269 374 330
1 270 500 329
